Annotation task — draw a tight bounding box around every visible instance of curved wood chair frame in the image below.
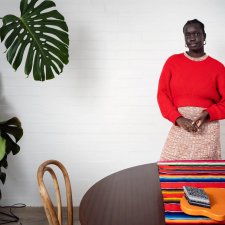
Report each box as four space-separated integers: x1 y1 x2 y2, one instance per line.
37 160 73 225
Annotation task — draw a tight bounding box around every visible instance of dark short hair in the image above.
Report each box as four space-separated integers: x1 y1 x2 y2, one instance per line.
183 19 206 36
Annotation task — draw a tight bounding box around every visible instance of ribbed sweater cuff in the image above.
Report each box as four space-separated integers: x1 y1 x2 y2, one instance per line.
206 107 216 121
169 111 182 124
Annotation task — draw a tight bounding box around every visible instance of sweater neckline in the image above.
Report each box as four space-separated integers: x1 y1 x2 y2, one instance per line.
184 52 208 62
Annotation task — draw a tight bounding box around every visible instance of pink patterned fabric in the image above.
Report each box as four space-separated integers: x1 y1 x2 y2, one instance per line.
160 107 221 160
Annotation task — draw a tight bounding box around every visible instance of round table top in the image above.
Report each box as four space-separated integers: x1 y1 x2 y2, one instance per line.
79 163 165 225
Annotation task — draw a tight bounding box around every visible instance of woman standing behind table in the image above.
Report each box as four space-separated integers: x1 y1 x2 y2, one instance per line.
157 19 225 160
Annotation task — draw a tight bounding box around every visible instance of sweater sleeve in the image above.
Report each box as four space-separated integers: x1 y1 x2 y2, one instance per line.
206 65 225 121
157 57 182 124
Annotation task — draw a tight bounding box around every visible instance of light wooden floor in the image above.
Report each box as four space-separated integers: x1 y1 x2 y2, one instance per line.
0 206 80 225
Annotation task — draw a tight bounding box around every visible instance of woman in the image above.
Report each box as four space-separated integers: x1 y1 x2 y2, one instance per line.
157 19 225 160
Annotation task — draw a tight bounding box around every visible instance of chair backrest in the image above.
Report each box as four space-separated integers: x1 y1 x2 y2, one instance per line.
37 160 73 225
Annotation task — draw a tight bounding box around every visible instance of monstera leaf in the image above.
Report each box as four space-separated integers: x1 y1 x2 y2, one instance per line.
0 167 6 199
0 117 23 198
0 137 6 161
0 117 23 161
0 0 69 81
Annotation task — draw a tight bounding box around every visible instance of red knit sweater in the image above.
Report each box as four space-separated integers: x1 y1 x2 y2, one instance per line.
157 53 225 124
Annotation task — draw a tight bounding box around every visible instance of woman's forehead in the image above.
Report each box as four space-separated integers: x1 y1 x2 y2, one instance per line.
184 24 203 33
184 23 202 32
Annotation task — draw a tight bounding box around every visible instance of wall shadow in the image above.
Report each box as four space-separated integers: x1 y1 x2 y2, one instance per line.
0 73 13 121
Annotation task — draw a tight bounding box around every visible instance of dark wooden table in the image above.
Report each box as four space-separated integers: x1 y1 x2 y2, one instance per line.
79 163 165 225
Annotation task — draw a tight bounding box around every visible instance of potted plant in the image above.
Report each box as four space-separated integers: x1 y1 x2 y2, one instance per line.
0 0 69 198
0 118 23 199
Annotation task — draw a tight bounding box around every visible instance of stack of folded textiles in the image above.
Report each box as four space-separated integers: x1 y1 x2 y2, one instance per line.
157 160 225 224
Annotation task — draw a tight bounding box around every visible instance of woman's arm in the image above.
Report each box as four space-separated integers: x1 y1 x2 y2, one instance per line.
157 58 182 124
206 66 225 121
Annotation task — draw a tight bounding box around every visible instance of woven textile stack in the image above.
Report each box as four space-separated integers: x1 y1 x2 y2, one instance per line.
157 160 225 224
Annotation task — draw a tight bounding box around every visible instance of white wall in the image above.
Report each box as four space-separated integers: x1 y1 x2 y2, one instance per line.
0 0 225 206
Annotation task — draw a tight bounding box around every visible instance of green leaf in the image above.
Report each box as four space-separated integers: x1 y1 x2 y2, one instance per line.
33 51 41 80
0 117 23 199
25 44 35 75
0 117 23 154
13 39 30 70
5 26 21 49
6 37 21 64
0 117 23 142
0 137 6 161
0 170 6 184
0 21 18 42
31 1 56 15
34 10 65 21
35 19 68 32
0 0 69 81
0 155 8 168
40 33 68 53
23 0 39 14
20 0 29 15
2 14 19 24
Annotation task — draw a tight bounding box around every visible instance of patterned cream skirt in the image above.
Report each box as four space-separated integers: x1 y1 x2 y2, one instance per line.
160 107 221 160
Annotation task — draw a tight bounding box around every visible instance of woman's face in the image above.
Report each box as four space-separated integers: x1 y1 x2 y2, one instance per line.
184 24 206 52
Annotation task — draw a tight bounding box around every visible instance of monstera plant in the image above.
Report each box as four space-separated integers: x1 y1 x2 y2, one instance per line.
0 0 69 199
0 118 23 199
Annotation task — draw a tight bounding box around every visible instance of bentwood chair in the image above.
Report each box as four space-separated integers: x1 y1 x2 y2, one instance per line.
37 160 73 225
